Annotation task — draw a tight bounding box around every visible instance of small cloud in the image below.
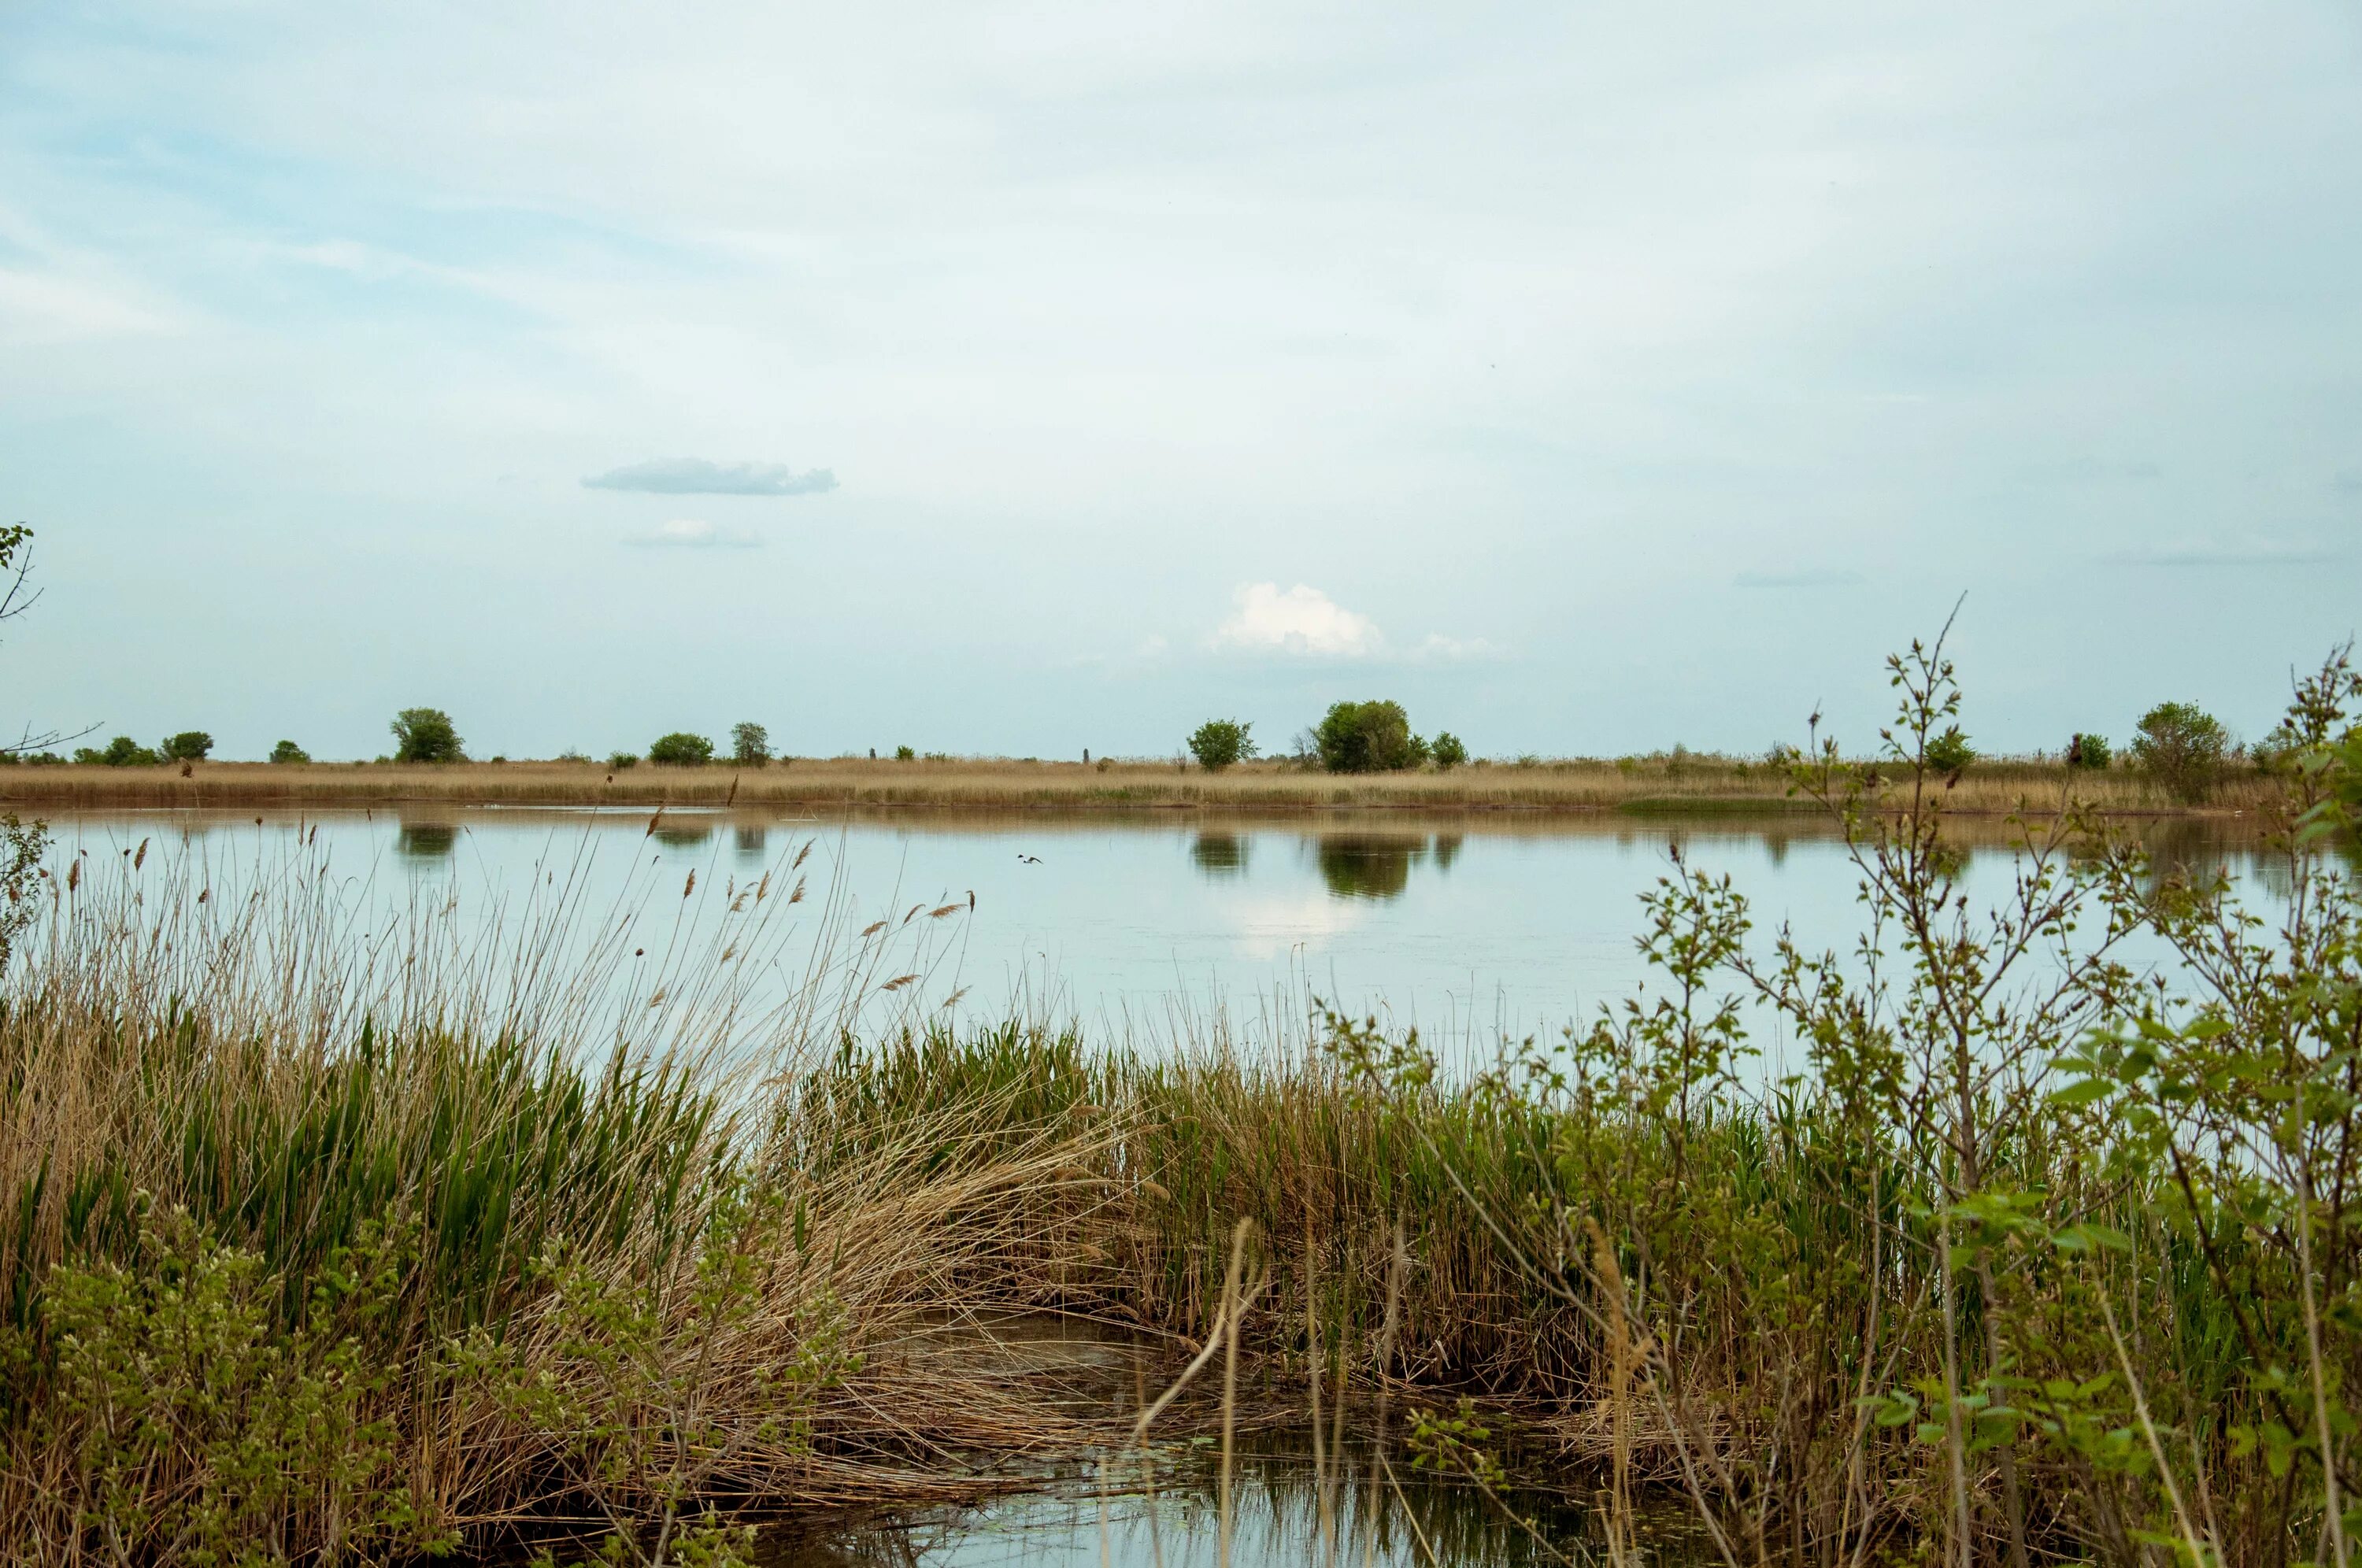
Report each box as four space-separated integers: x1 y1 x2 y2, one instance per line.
584 457 838 497
628 519 762 549
1734 568 1864 589
1212 583 1381 658
2103 540 2341 568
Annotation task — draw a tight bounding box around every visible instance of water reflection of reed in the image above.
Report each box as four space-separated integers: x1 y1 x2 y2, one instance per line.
769 1435 1660 1566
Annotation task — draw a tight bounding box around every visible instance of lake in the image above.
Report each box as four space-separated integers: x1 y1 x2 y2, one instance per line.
33 804 2290 1067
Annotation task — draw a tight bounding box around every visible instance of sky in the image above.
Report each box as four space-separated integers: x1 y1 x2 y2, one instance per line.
2 0 2358 763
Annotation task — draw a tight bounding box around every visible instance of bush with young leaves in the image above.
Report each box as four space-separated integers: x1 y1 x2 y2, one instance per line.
1312 700 1426 773
391 707 464 764
2128 699 2230 802
648 732 715 767
730 722 771 767
24 1205 446 1562
1186 719 1254 771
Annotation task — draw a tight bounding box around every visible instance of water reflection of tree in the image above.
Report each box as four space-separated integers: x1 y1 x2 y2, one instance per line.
394 821 457 860
1317 836 1425 900
735 824 768 858
1191 833 1249 876
1433 834 1464 872
653 823 715 850
2130 818 2268 902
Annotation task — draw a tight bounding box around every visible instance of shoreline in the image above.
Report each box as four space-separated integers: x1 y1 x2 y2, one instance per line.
0 757 2277 819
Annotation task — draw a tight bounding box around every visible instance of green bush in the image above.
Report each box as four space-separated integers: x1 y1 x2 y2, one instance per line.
390 708 463 764
647 732 714 767
159 730 213 762
607 751 639 770
268 740 310 765
1313 700 1426 773
1922 724 1975 773
731 721 772 767
2066 732 2111 769
2130 700 2230 802
1429 731 1468 770
894 745 916 762
76 736 161 767
1 810 42 967
1186 719 1254 771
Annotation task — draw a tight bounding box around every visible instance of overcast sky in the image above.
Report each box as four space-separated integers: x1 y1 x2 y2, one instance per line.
3 1 2357 761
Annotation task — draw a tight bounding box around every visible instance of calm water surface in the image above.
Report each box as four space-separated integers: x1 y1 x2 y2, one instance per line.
42 805 2294 1056
759 1439 1686 1567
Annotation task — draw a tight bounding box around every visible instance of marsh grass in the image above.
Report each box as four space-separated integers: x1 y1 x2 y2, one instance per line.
0 836 1168 1562
1 644 2356 1565
0 756 2282 817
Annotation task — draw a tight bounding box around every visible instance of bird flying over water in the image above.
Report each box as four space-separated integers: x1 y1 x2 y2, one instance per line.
1018 854 1042 864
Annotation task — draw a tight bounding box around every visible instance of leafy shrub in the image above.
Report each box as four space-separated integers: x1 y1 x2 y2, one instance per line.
1429 731 1468 770
35 1207 436 1562
391 707 464 764
731 721 772 766
608 751 639 770
76 736 161 767
2129 700 2230 802
159 730 213 762
1922 724 1975 773
647 732 714 767
268 739 311 765
894 745 916 762
1186 719 1255 771
1313 700 1426 773
2066 732 2111 769
556 748 590 764
1 810 42 967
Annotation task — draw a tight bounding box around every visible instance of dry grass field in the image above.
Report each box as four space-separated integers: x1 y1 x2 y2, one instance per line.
0 753 2280 815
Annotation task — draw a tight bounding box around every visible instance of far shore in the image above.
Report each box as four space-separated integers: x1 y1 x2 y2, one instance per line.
0 756 2280 818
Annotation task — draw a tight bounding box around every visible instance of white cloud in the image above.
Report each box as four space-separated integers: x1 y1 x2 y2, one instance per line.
627 519 761 549
1211 582 1381 658
586 457 838 497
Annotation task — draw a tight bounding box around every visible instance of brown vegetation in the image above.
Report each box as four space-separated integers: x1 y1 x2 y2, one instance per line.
0 753 2282 815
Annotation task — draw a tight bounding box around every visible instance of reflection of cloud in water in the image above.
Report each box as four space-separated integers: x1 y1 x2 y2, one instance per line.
1191 833 1249 876
1225 892 1373 955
